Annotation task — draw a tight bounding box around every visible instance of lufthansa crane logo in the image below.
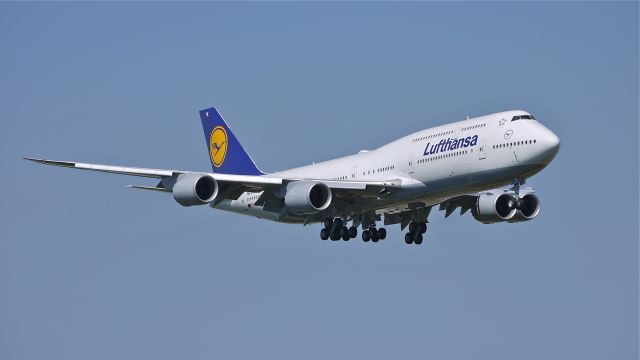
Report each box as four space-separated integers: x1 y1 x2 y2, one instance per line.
209 126 228 167
504 130 513 140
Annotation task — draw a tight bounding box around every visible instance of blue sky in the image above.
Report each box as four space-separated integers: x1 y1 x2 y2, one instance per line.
1 2 637 360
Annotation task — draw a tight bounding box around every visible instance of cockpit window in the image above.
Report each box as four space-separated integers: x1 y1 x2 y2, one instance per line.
511 114 536 121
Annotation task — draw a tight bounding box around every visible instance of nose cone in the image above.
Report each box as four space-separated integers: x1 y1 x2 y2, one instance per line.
539 126 561 164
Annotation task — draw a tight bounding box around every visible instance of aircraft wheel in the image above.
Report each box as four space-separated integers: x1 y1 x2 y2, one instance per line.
419 222 427 234
414 234 423 245
334 218 343 228
348 226 358 239
323 219 333 229
377 228 386 240
362 230 370 242
330 232 340 241
339 226 348 238
408 221 417 233
371 230 379 242
405 233 413 244
320 228 329 240
341 226 350 241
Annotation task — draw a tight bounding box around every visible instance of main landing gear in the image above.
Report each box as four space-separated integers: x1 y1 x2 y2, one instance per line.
320 218 358 241
361 225 386 243
320 217 429 245
319 218 386 243
404 221 427 245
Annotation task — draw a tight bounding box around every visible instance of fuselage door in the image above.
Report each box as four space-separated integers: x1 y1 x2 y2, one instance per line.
408 154 415 174
478 139 487 160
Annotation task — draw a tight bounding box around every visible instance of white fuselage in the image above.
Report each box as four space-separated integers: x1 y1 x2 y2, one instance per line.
215 110 560 223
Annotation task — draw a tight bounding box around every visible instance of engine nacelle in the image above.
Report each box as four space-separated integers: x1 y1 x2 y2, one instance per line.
472 192 518 224
172 173 218 206
507 193 541 222
284 181 332 215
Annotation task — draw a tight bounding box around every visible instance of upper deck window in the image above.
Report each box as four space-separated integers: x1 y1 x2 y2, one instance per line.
511 114 536 121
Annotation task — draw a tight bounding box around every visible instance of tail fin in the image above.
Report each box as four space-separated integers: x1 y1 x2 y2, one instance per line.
199 107 264 175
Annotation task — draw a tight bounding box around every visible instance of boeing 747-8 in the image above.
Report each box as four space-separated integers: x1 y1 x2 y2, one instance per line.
26 107 560 245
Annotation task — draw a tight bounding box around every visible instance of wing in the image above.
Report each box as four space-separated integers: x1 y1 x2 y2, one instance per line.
24 157 401 202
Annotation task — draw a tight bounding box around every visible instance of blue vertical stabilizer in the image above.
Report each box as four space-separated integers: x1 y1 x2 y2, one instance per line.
199 107 264 175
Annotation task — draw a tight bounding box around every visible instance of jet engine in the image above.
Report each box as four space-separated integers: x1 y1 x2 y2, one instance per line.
507 193 541 222
172 173 219 206
471 192 518 224
284 181 332 215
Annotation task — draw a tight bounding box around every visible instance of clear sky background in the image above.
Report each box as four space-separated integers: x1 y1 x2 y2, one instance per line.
1 2 637 360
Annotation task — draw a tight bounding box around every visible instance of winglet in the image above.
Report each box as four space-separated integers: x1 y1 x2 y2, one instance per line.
23 157 77 168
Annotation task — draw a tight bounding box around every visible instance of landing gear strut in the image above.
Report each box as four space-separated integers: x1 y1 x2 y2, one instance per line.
510 177 526 210
405 221 427 245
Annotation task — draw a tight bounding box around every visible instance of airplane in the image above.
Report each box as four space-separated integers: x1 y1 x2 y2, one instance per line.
25 107 560 245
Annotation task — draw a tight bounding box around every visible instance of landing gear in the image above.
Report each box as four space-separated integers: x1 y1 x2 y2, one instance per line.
371 229 379 242
320 218 358 241
405 221 426 245
414 234 423 245
348 226 358 239
340 226 350 241
360 225 386 243
510 177 526 209
320 217 388 244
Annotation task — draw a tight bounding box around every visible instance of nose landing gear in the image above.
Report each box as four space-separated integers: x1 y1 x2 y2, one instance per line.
509 177 527 210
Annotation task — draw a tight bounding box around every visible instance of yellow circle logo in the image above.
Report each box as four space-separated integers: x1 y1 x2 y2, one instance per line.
209 126 228 167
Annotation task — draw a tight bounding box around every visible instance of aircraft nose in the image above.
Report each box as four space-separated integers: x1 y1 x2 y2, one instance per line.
539 126 560 162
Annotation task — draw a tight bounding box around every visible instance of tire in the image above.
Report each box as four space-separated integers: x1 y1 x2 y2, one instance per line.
334 218 343 227
348 226 358 239
330 232 340 241
320 228 329 240
371 230 379 242
377 228 386 240
414 234 423 245
405 233 413 244
419 222 427 234
408 221 417 233
323 219 333 229
339 226 348 238
341 226 350 241
362 230 370 242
